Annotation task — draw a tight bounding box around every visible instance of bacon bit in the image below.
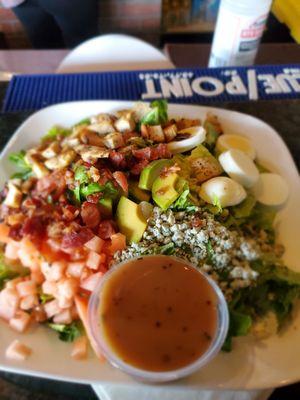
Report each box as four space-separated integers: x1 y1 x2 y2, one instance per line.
81 202 101 228
21 216 46 239
98 169 114 186
150 143 172 160
130 159 149 176
109 150 127 169
132 147 152 160
113 171 128 194
34 169 66 200
9 225 22 241
63 205 80 221
98 220 117 240
22 197 41 210
61 228 94 249
86 193 102 204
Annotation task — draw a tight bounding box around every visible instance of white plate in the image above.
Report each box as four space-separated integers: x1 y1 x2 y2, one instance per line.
0 101 300 390
56 34 174 73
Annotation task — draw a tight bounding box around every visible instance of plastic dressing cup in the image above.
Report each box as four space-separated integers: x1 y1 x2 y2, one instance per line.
88 255 229 383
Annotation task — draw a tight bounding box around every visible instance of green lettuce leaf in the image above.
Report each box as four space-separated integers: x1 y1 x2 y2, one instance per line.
74 166 89 184
48 321 83 342
223 310 252 352
231 194 256 219
141 99 168 126
9 150 32 180
0 251 29 290
42 126 71 142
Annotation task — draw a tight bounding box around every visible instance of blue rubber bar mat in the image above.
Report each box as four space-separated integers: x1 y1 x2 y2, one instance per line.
2 64 300 112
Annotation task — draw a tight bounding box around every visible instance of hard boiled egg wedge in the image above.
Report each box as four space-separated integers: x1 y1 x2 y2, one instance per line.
218 149 259 188
199 176 247 207
216 134 256 160
167 126 206 154
252 173 289 207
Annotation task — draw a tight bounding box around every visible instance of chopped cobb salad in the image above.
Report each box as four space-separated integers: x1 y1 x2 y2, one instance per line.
0 100 299 362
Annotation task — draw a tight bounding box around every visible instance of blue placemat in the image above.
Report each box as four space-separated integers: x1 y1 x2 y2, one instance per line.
2 64 300 112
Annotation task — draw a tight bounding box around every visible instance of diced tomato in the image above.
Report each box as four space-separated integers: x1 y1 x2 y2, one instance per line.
99 263 108 274
0 288 20 321
58 296 73 309
31 270 45 285
4 241 20 260
74 295 105 361
44 299 62 319
5 340 32 361
81 202 101 228
113 171 128 194
32 305 47 322
0 223 10 244
84 236 104 253
108 233 126 255
71 336 88 360
86 251 101 270
16 280 37 298
18 237 40 271
80 272 103 292
20 294 39 311
53 309 72 325
5 277 23 290
9 311 31 333
98 220 117 240
99 253 107 264
57 278 78 300
66 262 85 278
47 261 67 282
42 280 57 297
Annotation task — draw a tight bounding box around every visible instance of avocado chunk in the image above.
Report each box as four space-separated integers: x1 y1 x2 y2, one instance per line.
116 196 147 243
98 197 113 218
138 159 173 190
129 180 151 202
152 172 180 210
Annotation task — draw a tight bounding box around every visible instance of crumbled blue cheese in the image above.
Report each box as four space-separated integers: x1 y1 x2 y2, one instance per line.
114 207 261 299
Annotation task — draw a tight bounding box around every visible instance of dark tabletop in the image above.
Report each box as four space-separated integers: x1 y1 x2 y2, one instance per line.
0 81 299 399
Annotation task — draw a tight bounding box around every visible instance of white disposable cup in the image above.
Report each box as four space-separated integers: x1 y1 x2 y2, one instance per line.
88 255 229 383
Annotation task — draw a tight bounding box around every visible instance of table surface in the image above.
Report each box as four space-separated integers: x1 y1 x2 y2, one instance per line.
0 44 300 399
0 43 299 74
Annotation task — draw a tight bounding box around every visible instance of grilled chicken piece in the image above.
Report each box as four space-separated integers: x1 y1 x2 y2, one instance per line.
163 123 177 142
176 118 201 131
25 151 49 178
132 102 151 122
45 149 76 170
41 142 60 159
114 110 136 133
79 128 105 147
141 125 165 143
75 145 110 163
4 182 22 208
89 114 116 135
103 132 125 149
